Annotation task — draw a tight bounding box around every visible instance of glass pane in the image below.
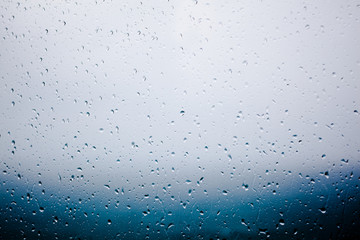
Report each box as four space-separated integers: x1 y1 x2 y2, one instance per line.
1 1 359 239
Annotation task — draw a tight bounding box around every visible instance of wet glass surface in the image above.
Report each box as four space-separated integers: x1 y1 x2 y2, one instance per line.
1 1 360 239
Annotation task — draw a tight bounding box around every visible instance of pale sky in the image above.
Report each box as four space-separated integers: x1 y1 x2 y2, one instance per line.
1 0 359 198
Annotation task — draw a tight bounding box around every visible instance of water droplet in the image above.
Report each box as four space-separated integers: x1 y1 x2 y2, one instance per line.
319 207 327 214
167 223 174 230
279 219 285 226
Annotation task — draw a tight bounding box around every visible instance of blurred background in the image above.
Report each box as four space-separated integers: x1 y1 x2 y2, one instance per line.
1 0 360 239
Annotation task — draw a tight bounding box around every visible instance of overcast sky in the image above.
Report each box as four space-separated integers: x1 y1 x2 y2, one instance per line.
1 0 359 196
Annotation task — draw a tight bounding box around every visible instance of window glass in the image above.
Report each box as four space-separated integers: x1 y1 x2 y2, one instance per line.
1 1 359 239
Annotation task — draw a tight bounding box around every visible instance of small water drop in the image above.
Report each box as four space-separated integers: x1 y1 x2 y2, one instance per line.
319 207 327 214
167 223 174 230
279 219 285 226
